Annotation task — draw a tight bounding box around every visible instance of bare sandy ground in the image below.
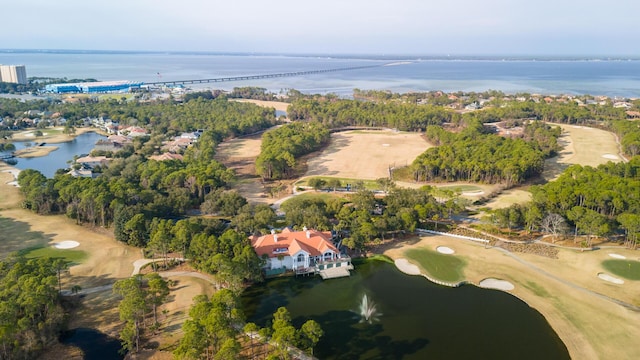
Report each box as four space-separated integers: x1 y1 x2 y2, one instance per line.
230 99 290 112
14 146 59 158
384 235 640 360
305 130 432 180
543 123 623 181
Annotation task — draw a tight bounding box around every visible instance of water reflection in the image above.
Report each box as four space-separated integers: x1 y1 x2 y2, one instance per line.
4 132 106 177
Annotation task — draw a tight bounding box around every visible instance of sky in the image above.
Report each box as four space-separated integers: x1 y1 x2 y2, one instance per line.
4 0 639 56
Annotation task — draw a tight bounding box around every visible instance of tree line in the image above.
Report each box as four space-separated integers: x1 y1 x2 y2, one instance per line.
487 157 640 248
255 121 330 180
409 121 549 186
174 290 322 360
0 256 67 360
287 98 456 131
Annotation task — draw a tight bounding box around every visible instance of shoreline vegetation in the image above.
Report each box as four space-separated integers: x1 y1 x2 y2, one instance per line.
1 95 639 359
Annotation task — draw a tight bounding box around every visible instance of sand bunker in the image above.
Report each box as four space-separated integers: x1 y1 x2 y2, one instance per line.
602 154 620 160
597 273 624 284
609 253 627 259
479 278 515 291
394 259 422 275
52 240 80 249
462 190 485 196
436 246 455 254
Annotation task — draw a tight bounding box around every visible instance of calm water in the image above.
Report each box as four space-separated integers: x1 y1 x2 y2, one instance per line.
5 132 106 177
1 50 640 97
242 259 569 360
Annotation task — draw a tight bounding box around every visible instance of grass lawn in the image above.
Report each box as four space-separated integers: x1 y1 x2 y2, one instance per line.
0 216 52 258
602 259 640 280
296 177 382 190
20 246 88 264
281 191 343 206
404 247 466 282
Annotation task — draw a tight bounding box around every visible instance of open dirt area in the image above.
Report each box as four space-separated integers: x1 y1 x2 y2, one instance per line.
384 234 640 360
215 134 276 204
230 99 290 113
305 130 432 180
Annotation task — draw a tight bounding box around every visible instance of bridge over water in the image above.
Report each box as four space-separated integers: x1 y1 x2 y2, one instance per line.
143 64 383 86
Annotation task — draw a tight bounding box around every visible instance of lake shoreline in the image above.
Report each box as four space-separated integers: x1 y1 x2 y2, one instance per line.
382 234 640 360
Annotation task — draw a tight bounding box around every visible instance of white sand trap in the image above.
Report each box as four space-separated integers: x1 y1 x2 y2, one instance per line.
479 278 515 291
394 259 421 275
598 273 624 284
462 190 485 196
602 154 620 160
382 143 390 147
609 253 627 259
52 240 80 249
436 246 455 254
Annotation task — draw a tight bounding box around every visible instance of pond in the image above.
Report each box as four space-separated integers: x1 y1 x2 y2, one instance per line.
242 259 569 360
3 132 106 177
60 328 123 360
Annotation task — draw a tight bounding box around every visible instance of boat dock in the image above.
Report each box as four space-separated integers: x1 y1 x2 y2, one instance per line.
318 266 352 280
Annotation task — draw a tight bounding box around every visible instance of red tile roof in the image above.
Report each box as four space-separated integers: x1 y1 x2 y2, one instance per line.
250 228 338 258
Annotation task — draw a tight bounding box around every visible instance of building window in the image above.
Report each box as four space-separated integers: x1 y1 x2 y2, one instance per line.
324 252 333 261
297 254 305 264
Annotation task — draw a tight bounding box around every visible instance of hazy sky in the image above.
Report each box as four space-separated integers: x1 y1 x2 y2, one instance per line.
4 0 639 55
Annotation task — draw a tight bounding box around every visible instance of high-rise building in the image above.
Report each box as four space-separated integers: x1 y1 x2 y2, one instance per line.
0 65 28 84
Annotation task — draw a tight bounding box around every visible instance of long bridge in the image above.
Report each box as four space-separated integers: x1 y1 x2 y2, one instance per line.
143 64 383 87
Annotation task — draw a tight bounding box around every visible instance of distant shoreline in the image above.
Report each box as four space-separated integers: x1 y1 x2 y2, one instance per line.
1 48 639 62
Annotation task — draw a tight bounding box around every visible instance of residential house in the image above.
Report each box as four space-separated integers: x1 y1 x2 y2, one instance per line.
250 227 351 276
75 155 111 168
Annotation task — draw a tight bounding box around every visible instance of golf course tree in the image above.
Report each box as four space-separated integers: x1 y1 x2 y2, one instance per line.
0 256 66 360
411 122 546 186
255 121 330 180
269 307 324 359
173 290 244 360
287 97 455 130
112 274 170 354
188 229 264 289
529 158 640 247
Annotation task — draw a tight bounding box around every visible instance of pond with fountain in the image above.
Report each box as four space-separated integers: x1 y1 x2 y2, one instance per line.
241 258 569 359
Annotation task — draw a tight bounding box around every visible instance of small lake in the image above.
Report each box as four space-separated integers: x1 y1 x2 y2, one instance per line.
242 259 569 360
3 132 106 177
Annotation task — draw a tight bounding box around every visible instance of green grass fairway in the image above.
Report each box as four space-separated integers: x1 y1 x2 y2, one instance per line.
0 216 52 258
602 259 640 280
405 248 466 282
20 246 87 264
283 191 342 204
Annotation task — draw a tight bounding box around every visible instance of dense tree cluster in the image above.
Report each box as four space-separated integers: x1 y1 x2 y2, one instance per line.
287 98 456 130
112 273 170 353
0 257 67 360
280 185 462 251
487 158 640 248
175 290 322 360
255 121 330 180
410 123 546 185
